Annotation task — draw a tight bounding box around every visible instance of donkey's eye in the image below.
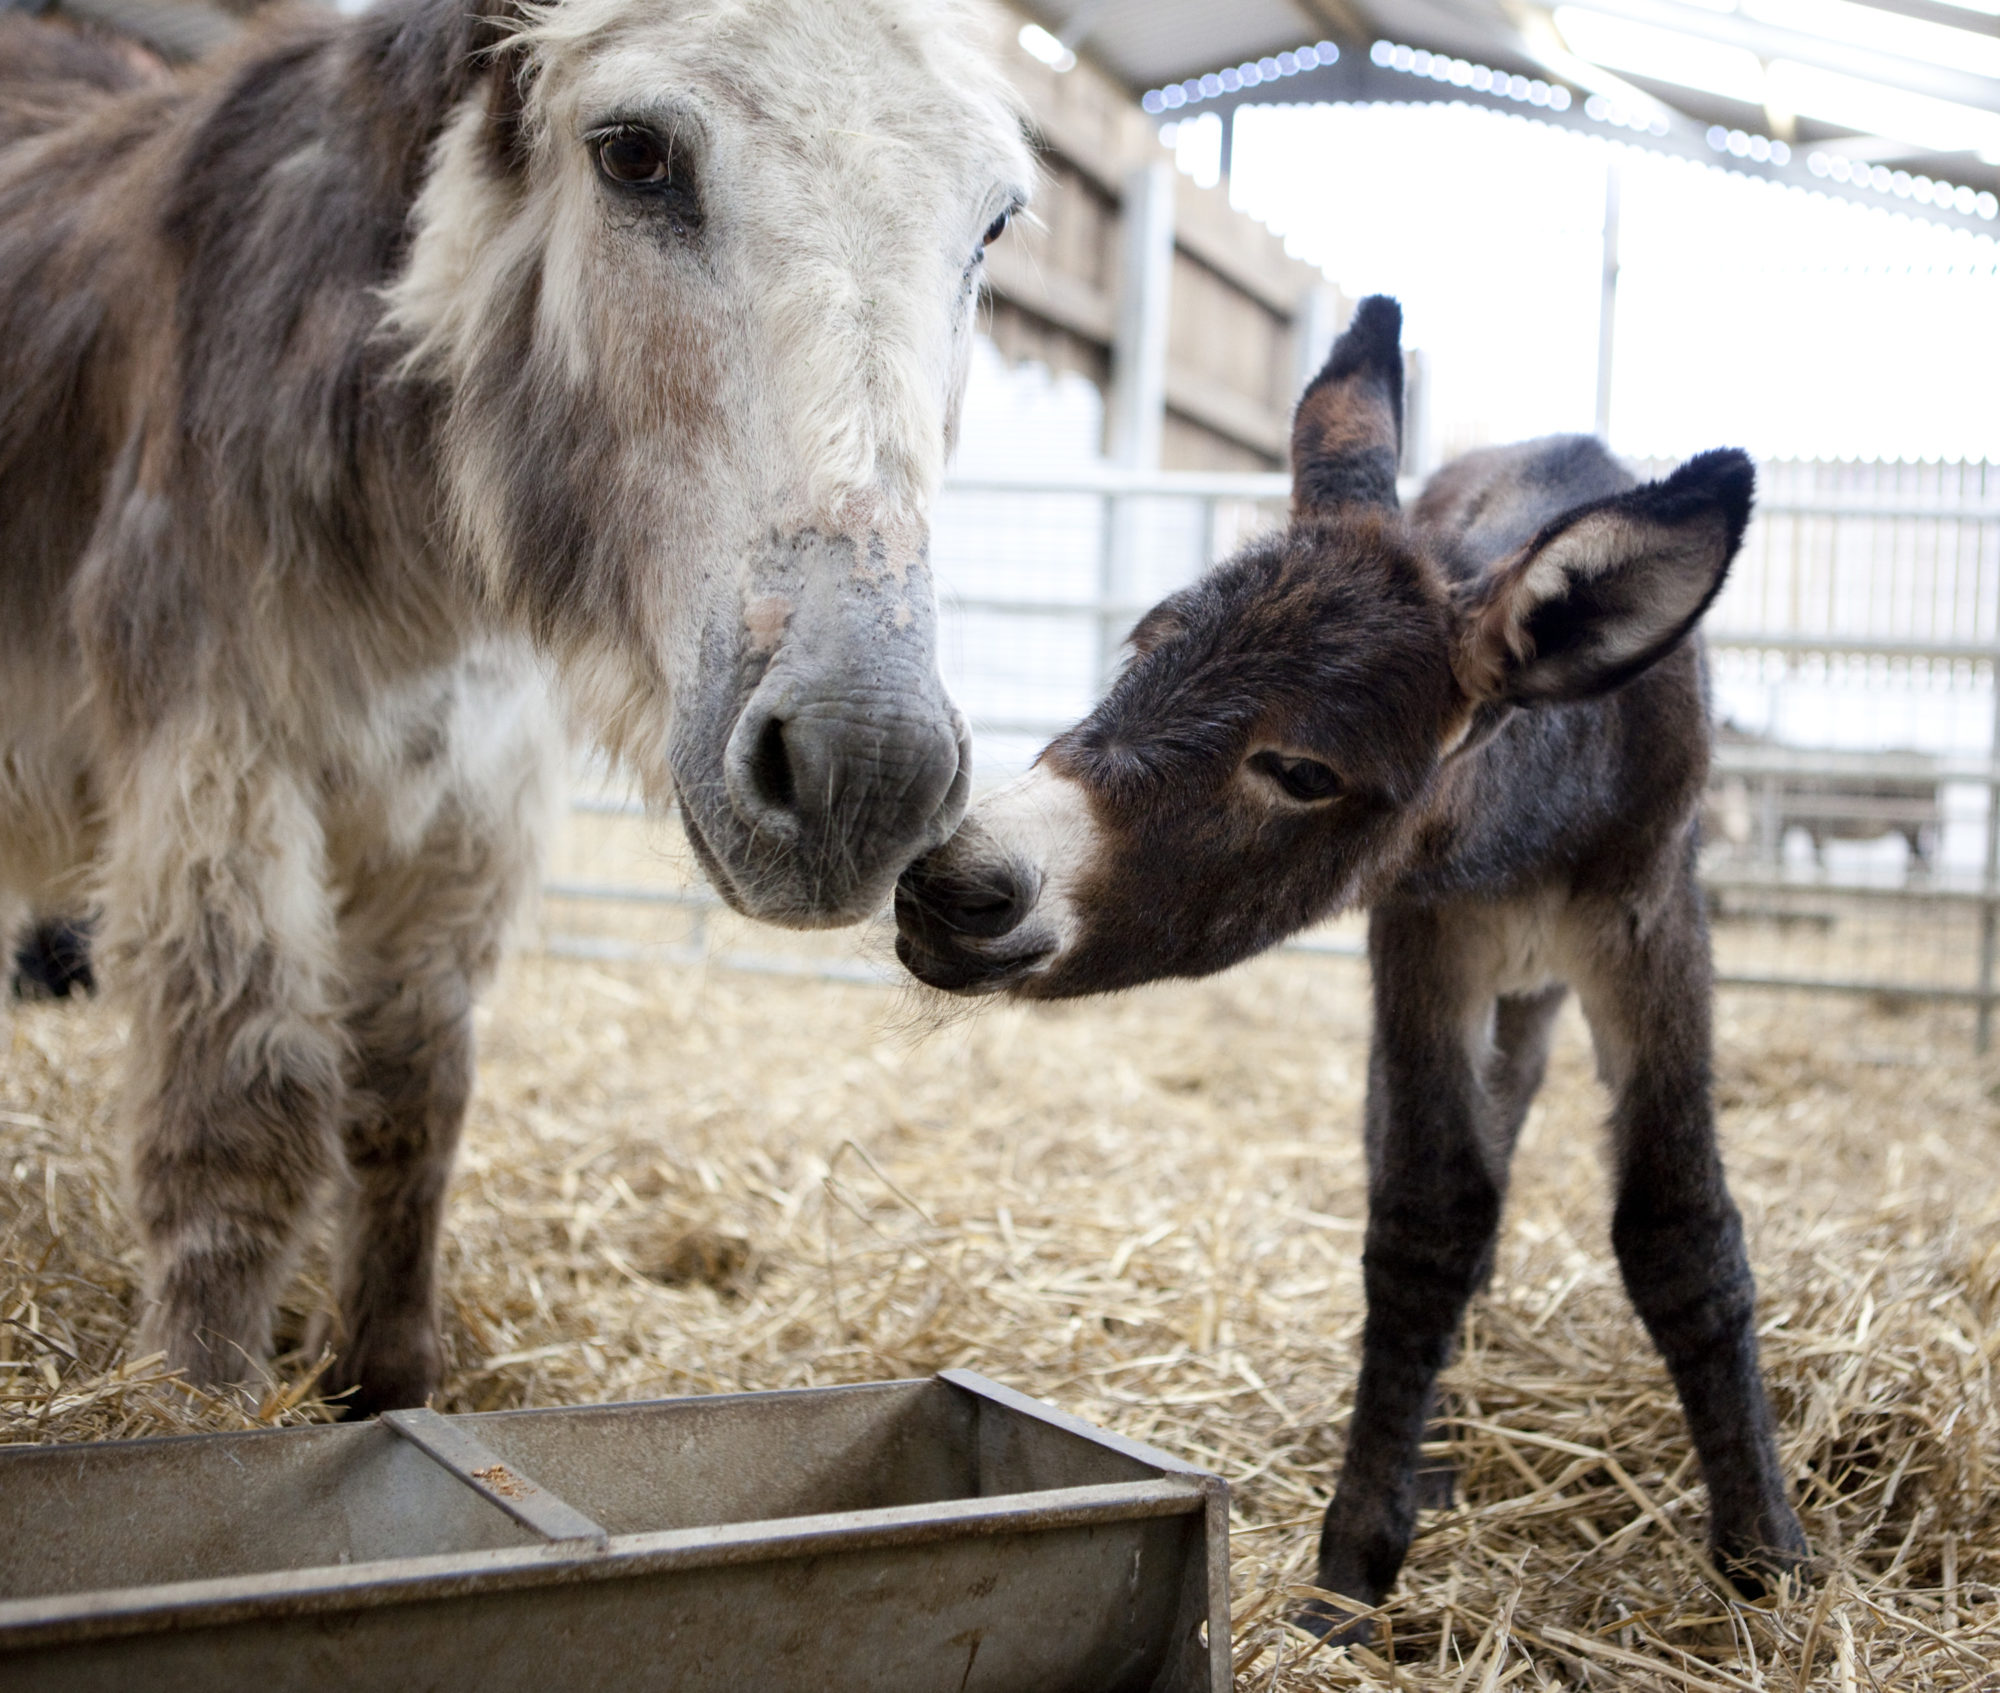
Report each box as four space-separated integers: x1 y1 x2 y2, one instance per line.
592 125 704 233
595 128 671 185
1249 751 1343 804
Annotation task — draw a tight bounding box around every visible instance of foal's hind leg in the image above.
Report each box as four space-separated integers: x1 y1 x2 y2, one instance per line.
1487 985 1567 1161
109 758 346 1390
1576 874 1806 1591
1411 983 1569 1510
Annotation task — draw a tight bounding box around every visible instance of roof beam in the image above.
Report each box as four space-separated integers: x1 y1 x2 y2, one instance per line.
1542 0 2000 117
1293 0 1379 45
1177 52 2000 232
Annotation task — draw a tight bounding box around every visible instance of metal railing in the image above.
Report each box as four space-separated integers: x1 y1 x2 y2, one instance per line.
541 463 2000 1048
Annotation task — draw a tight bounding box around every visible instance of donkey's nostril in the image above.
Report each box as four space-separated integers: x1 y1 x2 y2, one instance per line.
747 714 796 812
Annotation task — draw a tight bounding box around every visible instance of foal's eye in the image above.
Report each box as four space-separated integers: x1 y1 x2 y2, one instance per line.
1248 751 1343 804
595 128 671 185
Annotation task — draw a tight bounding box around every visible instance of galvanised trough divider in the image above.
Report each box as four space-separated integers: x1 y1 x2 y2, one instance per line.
0 1370 1230 1692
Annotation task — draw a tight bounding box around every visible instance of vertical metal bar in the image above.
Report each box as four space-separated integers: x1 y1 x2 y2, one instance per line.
1978 646 2000 1053
1097 488 1120 690
1401 346 1432 483
1291 283 1342 400
1107 162 1175 473
1594 153 1621 443
1105 159 1175 695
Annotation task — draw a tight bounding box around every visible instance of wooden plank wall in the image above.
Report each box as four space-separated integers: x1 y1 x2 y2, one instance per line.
984 6 1342 472
40 0 1332 472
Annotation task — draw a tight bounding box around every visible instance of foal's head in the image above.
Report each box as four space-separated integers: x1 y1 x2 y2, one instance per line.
895 296 1751 997
387 0 1032 924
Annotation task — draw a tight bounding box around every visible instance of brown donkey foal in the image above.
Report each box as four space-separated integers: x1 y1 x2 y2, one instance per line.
896 297 1808 1630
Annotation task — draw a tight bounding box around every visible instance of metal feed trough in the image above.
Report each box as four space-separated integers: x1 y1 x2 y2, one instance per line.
0 1370 1230 1692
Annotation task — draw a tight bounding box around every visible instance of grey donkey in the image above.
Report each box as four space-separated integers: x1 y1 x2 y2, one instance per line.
0 0 1030 1412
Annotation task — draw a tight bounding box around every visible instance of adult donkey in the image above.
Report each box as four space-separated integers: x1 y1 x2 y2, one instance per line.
897 299 1807 1630
0 0 1029 1412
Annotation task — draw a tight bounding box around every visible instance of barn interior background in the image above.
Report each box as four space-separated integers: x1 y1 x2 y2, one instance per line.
7 0 2000 1688
569 0 2000 1048
30 0 2000 1039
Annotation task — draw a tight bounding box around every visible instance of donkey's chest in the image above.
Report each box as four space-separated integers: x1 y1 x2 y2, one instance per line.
318 640 558 866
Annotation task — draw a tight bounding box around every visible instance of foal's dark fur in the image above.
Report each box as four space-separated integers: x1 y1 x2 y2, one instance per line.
897 297 1808 1628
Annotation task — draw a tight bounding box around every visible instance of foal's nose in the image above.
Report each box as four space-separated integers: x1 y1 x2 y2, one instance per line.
895 847 1039 940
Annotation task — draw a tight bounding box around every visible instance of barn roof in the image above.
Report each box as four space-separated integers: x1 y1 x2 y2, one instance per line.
1013 0 2000 231
29 0 2000 230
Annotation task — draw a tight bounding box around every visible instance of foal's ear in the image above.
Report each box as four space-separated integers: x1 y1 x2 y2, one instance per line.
1291 294 1403 518
1124 595 1189 659
1453 448 1752 706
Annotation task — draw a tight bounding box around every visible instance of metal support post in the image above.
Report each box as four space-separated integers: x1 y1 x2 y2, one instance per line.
1292 283 1343 399
1107 160 1175 467
1402 345 1434 482
1595 154 1622 444
1977 655 2000 1052
1103 159 1176 685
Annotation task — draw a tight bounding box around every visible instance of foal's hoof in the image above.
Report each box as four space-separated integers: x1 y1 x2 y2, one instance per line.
1290 1592 1376 1647
1713 1523 1812 1602
338 1378 433 1420
1412 1455 1458 1511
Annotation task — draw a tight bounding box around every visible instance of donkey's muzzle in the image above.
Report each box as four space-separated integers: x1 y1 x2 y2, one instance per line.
723 685 970 913
676 527 971 927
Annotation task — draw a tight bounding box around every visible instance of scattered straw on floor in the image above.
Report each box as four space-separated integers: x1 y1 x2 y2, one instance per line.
6 938 2000 1689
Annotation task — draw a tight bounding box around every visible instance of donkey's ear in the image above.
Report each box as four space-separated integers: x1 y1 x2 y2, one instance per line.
482 39 535 176
1291 295 1403 518
1453 448 1752 706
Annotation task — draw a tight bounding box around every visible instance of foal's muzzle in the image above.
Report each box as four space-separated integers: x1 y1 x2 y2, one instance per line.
893 841 1052 993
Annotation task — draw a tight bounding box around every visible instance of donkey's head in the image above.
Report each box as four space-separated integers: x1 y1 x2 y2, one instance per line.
895 296 1752 996
388 0 1032 924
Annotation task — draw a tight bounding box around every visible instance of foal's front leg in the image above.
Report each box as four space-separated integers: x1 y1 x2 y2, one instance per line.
1312 906 1508 1634
1579 875 1806 1590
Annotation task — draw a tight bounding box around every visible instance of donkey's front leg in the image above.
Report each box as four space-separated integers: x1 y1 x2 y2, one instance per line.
1311 906 1507 1637
1580 875 1806 1590
110 760 347 1391
333 959 476 1416
330 774 544 1415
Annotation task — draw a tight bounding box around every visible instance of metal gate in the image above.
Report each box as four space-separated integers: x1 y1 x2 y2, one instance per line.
543 459 2000 1048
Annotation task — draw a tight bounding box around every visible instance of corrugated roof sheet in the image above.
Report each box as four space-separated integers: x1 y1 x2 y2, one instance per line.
1015 0 1346 91
1009 0 1999 199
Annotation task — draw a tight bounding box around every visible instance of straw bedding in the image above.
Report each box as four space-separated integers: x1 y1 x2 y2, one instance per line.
5 931 1999 1689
